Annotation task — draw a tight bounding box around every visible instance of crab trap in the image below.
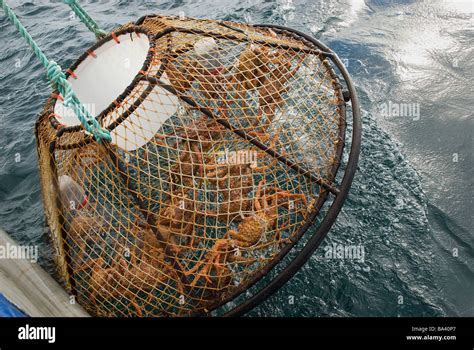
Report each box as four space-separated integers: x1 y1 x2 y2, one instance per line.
35 15 361 317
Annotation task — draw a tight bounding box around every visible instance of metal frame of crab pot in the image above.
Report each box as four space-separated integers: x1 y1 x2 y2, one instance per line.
36 18 361 317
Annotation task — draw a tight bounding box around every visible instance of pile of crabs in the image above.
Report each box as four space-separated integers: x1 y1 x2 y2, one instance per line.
66 39 314 316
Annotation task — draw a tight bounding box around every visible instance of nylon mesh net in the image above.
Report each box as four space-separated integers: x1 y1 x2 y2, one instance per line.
35 15 346 316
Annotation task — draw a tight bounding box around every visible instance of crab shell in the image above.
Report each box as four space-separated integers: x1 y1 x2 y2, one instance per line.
234 215 272 247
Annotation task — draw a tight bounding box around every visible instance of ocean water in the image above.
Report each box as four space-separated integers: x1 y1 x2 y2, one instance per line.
0 0 472 316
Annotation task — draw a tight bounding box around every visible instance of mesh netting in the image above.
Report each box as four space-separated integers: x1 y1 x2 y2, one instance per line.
35 15 346 316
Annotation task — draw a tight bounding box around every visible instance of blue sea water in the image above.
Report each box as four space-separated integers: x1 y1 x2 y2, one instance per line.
0 0 472 316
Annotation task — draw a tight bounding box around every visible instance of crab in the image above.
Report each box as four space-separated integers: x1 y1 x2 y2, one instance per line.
155 190 198 250
206 165 255 223
184 180 307 288
195 66 228 100
170 116 226 186
257 55 304 130
199 129 288 224
86 240 184 317
165 48 230 101
225 181 307 247
233 45 287 90
166 58 198 94
72 218 187 317
184 238 243 290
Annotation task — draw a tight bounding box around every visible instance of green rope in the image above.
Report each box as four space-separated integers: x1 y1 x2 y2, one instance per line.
63 0 107 39
0 0 111 143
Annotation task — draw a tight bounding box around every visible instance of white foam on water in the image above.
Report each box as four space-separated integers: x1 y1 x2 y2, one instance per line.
340 0 367 27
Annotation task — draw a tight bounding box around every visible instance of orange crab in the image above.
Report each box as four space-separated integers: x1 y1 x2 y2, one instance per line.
170 116 226 186
86 240 184 317
184 180 307 288
258 56 304 130
166 58 198 94
156 190 198 250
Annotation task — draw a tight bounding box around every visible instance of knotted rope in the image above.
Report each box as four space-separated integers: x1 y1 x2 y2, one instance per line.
0 0 111 142
63 0 107 39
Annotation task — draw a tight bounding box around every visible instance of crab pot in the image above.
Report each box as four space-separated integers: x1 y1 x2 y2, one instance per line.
35 15 360 317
